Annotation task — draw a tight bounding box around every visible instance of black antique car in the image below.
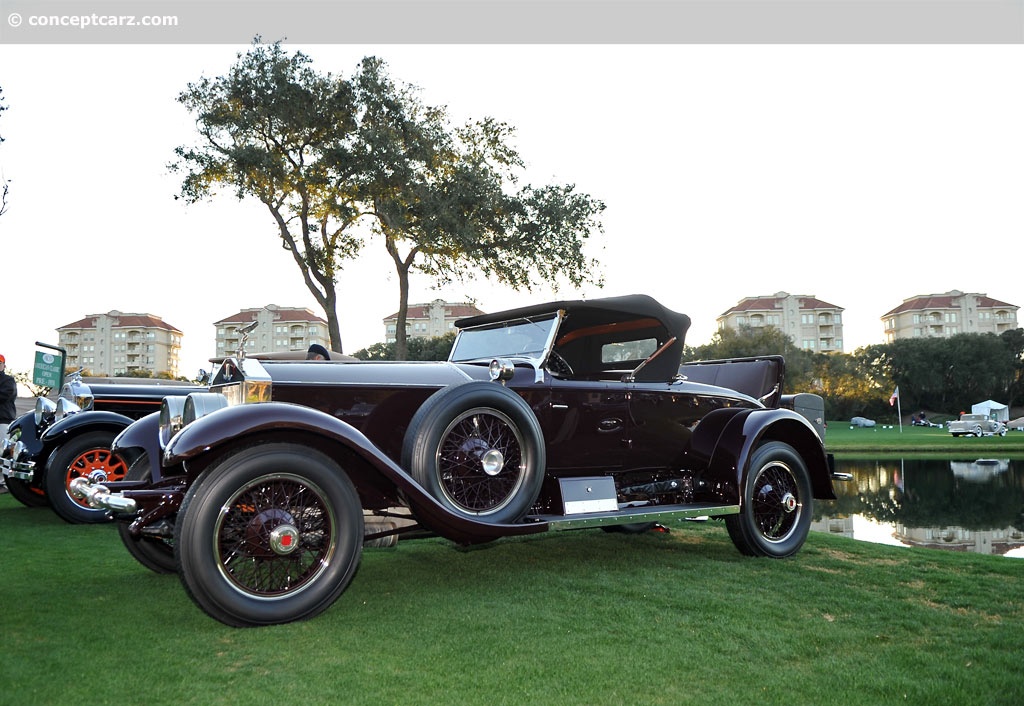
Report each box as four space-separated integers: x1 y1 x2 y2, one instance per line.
73 295 842 627
0 373 201 523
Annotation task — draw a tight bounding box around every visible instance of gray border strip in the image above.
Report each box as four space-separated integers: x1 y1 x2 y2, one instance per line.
1 1 1022 44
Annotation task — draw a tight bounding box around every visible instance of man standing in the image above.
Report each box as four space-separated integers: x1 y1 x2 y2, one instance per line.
0 354 16 493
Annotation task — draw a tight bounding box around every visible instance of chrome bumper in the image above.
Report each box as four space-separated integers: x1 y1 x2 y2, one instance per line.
0 456 36 481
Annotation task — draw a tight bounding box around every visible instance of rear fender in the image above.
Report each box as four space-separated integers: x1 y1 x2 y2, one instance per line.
712 408 836 501
164 402 548 545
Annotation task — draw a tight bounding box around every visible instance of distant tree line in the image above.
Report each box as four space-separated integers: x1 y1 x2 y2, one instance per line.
352 332 455 362
683 325 1024 421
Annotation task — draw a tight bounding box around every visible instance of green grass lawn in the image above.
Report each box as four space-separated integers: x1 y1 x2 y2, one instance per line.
826 422 1024 455
2 491 1022 706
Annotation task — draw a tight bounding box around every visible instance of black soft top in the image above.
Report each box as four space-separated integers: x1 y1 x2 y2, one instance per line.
457 295 691 382
456 294 690 342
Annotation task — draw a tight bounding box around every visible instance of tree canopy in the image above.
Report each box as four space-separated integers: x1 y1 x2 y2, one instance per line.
684 324 1024 421
172 42 605 357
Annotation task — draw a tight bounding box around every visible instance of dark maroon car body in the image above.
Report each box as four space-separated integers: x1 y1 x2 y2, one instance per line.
75 294 840 627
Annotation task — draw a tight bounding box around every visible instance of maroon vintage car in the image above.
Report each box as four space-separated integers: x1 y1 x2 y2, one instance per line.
73 295 842 627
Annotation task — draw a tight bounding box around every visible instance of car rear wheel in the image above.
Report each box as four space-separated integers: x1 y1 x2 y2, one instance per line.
116 457 176 574
175 443 363 627
45 431 126 524
726 441 812 558
402 382 545 524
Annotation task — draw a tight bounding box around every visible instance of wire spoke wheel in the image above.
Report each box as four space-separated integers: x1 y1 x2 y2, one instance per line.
176 444 363 627
403 382 545 524
726 441 812 558
750 461 802 543
436 407 526 514
215 474 337 598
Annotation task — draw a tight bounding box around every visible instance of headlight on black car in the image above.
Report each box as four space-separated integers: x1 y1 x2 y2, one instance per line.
54 397 82 421
34 397 56 426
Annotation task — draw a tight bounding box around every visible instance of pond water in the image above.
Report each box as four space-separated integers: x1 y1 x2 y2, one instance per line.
810 456 1024 558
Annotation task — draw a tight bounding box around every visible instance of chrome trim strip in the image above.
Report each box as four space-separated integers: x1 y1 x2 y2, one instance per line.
537 503 740 531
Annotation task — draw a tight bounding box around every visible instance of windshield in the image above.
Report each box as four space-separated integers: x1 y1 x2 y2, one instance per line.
449 315 558 362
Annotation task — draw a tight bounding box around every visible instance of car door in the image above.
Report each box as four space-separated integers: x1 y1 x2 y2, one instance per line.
541 378 632 472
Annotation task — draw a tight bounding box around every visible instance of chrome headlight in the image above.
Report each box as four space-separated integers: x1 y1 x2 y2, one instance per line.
488 358 515 383
34 397 57 426
183 393 231 426
159 393 230 446
61 378 95 411
54 397 82 421
159 396 188 447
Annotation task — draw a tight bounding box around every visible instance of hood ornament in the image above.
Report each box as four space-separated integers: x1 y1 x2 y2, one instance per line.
236 321 259 361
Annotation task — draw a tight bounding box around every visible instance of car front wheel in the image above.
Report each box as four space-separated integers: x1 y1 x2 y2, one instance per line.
4 476 50 508
726 441 812 558
116 457 176 574
45 431 126 524
175 443 363 627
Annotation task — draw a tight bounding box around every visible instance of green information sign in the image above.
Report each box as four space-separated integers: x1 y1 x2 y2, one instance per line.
33 351 63 388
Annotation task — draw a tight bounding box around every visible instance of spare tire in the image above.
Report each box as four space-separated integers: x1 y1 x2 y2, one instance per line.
402 381 545 524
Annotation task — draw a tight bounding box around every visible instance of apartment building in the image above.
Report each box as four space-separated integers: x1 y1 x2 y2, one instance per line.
57 311 183 377
881 290 1019 342
214 304 330 358
383 299 485 343
717 292 845 352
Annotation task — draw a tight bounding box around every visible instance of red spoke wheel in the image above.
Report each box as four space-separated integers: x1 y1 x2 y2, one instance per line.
46 431 125 524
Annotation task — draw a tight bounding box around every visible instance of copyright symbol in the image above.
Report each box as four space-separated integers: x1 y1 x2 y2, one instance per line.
8 13 22 27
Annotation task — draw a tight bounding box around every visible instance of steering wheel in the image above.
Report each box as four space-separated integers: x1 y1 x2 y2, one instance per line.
546 350 574 377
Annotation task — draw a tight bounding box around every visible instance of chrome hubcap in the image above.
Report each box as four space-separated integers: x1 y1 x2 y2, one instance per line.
781 492 798 513
481 449 505 476
269 524 301 555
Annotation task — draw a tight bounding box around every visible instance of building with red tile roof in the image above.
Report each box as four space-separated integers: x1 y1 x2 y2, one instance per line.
57 311 183 377
213 304 330 358
881 290 1018 342
717 291 845 352
383 300 485 343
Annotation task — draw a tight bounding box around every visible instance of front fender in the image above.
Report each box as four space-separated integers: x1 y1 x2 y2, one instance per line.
111 412 164 478
165 402 548 545
41 410 134 444
6 412 43 453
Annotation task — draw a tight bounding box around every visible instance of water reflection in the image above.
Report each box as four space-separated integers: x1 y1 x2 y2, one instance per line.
811 456 1024 558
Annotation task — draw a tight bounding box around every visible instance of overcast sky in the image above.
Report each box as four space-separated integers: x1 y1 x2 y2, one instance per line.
1 38 1022 378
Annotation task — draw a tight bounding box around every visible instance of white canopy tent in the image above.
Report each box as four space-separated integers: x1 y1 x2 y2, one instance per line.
971 400 1009 421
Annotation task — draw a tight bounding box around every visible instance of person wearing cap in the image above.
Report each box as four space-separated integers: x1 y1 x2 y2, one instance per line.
0 354 15 492
305 344 331 361
0 354 15 435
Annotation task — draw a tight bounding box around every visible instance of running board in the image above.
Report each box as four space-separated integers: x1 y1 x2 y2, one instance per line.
527 503 740 531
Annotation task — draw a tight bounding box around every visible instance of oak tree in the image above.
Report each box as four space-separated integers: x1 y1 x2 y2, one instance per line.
173 44 605 358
